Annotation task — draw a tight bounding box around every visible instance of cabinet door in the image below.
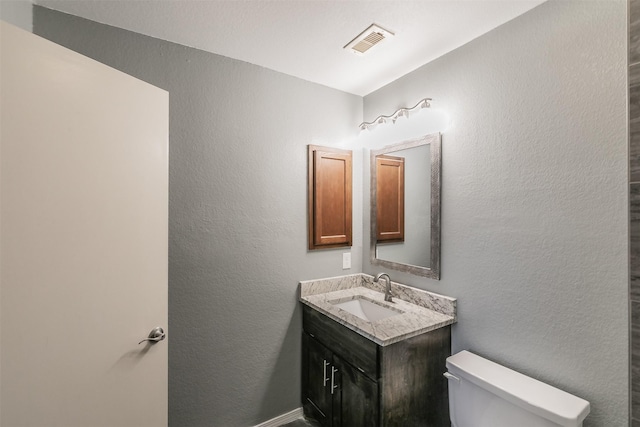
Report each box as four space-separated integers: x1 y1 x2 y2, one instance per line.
376 154 405 242
302 334 333 426
332 355 379 427
307 145 353 250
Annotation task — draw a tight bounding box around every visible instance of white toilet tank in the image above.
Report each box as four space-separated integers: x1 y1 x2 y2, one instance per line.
445 350 590 427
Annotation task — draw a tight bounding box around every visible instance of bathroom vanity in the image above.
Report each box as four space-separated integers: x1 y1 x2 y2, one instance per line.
299 274 456 427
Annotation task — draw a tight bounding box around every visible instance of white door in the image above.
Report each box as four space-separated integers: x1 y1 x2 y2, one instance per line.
0 22 168 427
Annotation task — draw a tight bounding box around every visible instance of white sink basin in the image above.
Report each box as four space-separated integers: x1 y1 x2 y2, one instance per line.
331 296 402 322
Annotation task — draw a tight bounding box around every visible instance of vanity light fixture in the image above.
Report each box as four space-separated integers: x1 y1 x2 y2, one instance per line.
359 98 432 132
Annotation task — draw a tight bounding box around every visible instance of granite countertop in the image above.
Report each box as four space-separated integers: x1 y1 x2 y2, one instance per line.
299 274 456 346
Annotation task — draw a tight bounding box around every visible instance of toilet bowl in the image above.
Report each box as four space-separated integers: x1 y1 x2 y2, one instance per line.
444 350 590 427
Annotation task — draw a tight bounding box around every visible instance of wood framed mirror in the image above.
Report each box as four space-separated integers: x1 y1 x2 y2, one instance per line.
370 133 441 278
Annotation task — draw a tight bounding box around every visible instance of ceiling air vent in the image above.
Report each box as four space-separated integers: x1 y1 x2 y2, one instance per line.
344 24 394 55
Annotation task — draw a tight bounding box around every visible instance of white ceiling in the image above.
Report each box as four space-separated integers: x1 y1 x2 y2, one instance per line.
35 0 546 96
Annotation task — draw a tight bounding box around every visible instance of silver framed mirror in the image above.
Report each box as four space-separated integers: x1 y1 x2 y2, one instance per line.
370 132 441 279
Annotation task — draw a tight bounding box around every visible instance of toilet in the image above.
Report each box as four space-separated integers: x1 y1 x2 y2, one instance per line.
444 350 590 427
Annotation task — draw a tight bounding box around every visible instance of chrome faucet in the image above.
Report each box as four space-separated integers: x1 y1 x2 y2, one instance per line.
374 272 393 302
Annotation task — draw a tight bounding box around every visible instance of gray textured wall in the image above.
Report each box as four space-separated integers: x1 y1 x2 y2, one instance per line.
33 7 362 426
0 0 32 32
363 1 628 426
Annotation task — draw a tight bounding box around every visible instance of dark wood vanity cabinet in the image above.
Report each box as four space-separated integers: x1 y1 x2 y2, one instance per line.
303 333 378 427
302 305 451 427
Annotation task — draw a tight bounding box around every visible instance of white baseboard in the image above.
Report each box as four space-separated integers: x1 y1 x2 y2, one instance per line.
253 407 304 427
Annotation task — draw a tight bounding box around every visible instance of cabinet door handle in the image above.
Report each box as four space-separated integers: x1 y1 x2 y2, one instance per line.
323 360 330 387
331 366 338 394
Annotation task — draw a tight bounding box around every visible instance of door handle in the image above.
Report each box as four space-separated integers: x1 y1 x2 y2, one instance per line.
323 360 330 387
331 366 338 394
138 326 166 345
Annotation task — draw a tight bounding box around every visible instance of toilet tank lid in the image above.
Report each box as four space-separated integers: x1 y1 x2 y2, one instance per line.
446 351 590 427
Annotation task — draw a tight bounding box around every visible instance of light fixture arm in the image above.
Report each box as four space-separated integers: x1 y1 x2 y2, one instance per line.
359 98 432 131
